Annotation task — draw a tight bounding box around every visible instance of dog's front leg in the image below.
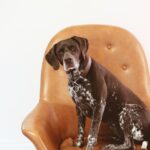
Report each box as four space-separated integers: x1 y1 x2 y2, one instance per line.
86 98 106 150
87 81 107 150
73 106 86 148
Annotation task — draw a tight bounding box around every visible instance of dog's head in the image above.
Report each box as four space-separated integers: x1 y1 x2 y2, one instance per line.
45 36 89 73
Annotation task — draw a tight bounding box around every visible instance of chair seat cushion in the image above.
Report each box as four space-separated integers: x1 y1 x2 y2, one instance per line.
60 137 142 150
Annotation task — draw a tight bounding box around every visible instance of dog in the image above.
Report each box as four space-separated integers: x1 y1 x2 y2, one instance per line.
45 36 150 150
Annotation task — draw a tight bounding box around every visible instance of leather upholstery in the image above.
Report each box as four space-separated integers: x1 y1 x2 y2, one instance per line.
22 25 150 150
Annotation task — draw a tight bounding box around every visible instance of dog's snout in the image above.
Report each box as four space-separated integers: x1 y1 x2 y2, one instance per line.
64 58 72 64
63 52 79 71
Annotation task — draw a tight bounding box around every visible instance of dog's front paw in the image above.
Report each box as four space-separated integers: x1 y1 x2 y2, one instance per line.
86 135 97 150
73 138 84 148
87 135 97 145
86 143 94 150
102 144 117 150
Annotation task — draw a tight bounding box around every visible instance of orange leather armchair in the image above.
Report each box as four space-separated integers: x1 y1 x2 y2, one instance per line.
22 25 150 150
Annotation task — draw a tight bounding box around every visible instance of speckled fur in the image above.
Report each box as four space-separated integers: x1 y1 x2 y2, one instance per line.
68 71 97 115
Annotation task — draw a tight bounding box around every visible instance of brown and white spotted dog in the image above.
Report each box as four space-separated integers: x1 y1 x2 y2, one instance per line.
45 36 150 150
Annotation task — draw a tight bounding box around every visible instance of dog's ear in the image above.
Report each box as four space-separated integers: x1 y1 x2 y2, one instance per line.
71 36 89 60
45 44 60 70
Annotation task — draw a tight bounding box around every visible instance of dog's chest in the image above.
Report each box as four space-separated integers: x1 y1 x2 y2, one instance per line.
68 76 96 115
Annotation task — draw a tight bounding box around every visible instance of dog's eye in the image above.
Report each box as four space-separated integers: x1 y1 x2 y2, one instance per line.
60 48 64 52
69 46 76 52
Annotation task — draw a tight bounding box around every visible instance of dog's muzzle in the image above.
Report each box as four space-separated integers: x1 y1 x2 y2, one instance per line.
63 57 79 73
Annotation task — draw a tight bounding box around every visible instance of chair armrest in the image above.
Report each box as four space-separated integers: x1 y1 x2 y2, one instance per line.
22 100 116 150
21 101 62 150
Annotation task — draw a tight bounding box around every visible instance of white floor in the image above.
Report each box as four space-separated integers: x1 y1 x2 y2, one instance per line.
0 142 35 150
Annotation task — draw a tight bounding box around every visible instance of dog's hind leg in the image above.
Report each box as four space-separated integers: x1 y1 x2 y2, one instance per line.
102 129 135 150
102 135 135 150
102 105 138 150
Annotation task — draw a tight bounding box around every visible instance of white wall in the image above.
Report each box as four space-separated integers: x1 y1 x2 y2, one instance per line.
0 0 150 149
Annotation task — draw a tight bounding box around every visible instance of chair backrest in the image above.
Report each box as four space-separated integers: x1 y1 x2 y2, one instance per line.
40 25 150 109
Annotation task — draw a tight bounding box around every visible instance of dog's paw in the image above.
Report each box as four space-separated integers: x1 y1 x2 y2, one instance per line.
102 144 135 150
73 139 84 148
102 144 117 150
86 135 97 150
87 135 97 146
86 143 94 150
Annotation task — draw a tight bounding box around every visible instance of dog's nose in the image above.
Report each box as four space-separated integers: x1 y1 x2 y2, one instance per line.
64 58 72 64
